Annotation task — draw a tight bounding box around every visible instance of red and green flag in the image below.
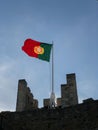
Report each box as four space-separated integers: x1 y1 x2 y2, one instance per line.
22 39 52 62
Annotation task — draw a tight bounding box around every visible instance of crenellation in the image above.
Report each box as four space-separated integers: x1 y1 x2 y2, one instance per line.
1 73 97 129
16 79 38 112
61 73 78 107
0 100 98 130
43 73 78 108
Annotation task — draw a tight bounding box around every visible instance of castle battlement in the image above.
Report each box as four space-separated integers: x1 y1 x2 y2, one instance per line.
16 73 78 111
16 79 38 112
0 99 98 130
0 73 98 130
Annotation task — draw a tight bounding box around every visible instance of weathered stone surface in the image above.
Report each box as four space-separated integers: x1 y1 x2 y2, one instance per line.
1 73 97 129
16 79 38 112
61 73 78 107
44 73 78 108
0 100 98 130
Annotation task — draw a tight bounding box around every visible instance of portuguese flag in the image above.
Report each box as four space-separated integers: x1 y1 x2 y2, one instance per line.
22 39 52 62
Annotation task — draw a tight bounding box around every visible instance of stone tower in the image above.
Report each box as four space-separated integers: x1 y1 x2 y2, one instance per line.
43 73 78 108
16 79 38 112
61 73 78 107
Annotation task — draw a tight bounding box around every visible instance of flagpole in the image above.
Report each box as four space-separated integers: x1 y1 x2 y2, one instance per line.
52 41 54 93
50 41 56 108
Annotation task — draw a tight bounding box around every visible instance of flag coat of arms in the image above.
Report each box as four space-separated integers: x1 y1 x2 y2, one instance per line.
22 39 52 62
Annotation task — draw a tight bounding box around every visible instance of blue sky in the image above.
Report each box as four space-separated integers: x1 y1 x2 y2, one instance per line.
0 0 98 111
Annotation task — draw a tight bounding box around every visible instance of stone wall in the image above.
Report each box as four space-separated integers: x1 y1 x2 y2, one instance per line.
44 73 78 108
0 99 98 130
61 73 78 107
16 79 38 112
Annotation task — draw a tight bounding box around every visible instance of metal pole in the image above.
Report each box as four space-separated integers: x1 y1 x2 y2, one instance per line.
52 42 54 93
50 42 56 108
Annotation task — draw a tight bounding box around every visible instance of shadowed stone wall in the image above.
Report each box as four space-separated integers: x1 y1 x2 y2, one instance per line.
0 99 98 130
16 79 38 112
61 73 78 107
44 73 78 108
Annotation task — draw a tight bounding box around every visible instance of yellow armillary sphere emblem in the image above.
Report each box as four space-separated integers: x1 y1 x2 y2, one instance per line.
34 46 44 54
